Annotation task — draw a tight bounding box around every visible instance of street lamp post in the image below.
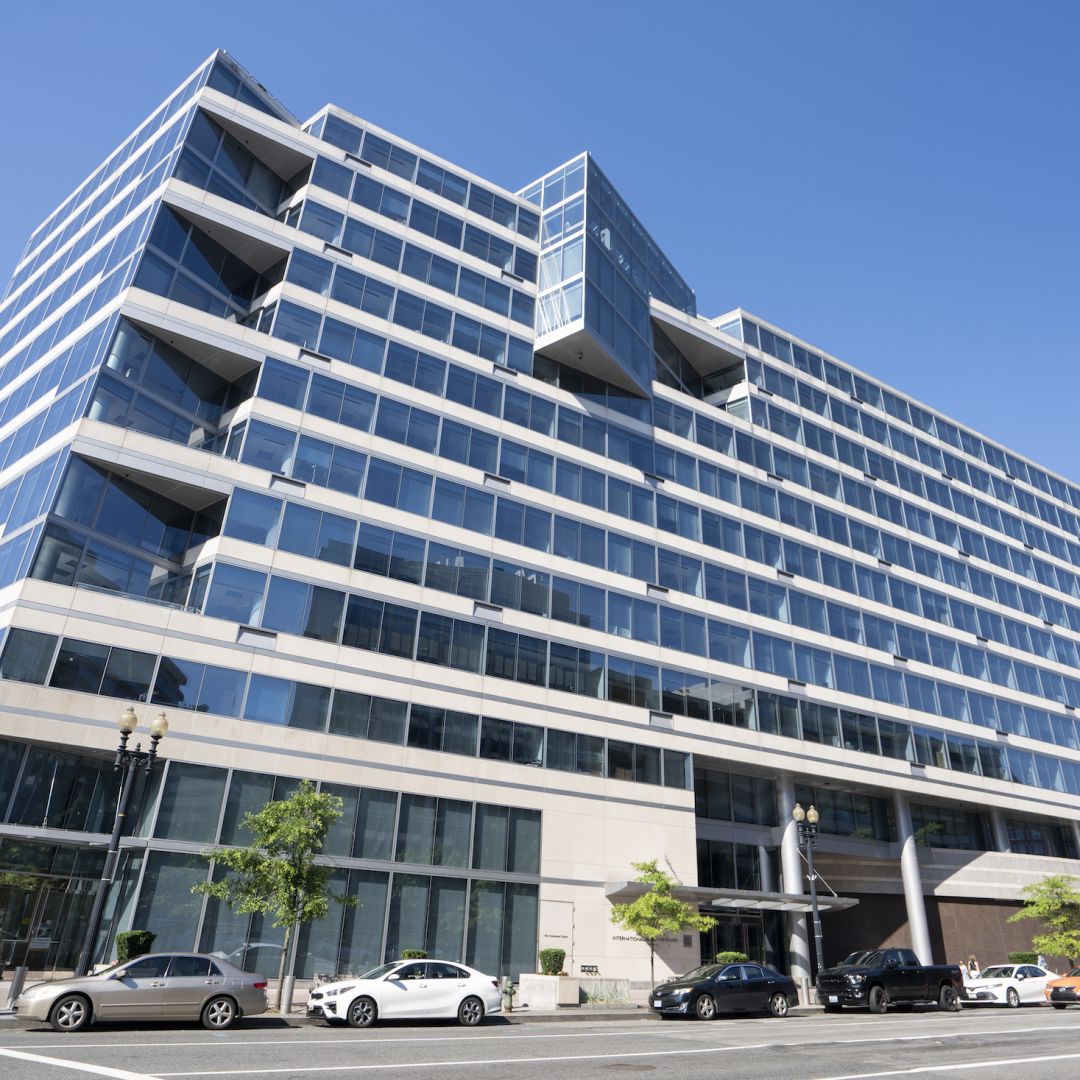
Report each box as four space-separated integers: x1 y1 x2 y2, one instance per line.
792 803 825 976
74 708 168 977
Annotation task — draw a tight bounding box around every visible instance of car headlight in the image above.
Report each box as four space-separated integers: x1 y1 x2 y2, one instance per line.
323 985 355 998
848 973 867 983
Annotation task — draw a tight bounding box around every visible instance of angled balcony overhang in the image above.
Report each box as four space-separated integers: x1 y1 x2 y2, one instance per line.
162 185 291 275
535 320 652 398
650 297 746 377
71 429 231 512
605 880 858 914
199 95 314 180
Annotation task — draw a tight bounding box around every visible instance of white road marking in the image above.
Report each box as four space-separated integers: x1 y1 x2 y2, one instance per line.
5 1020 1062 1056
2 1027 659 1051
158 1044 770 1075
810 1050 1080 1079
151 1034 1080 1078
0 1046 161 1079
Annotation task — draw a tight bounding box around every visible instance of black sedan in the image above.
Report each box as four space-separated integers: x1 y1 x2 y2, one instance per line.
649 962 799 1019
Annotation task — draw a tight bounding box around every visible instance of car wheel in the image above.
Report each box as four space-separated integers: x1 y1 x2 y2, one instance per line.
695 994 717 1020
201 996 238 1030
939 984 962 1012
347 996 377 1028
868 985 888 1014
1006 987 1020 1009
769 993 789 1018
49 994 91 1033
458 996 484 1026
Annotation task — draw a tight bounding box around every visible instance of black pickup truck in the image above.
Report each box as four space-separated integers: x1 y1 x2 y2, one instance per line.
816 948 964 1013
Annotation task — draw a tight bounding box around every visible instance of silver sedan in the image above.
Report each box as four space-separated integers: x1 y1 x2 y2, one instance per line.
15 952 269 1032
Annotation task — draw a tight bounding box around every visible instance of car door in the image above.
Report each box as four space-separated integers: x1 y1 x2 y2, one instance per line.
378 962 433 1018
709 965 747 1013
1019 965 1047 1003
428 963 469 1016
160 955 224 1019
890 950 922 1000
95 955 171 1020
740 965 772 1011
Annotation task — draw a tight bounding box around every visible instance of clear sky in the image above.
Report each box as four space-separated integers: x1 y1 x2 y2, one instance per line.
2 1 1077 478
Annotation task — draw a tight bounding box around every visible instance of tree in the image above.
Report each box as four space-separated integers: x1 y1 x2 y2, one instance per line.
192 780 354 1010
1008 873 1080 966
609 860 717 984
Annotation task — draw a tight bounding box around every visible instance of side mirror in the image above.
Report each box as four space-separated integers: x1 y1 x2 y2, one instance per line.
1016 973 1026 981
884 958 899 969
386 973 401 981
107 971 123 980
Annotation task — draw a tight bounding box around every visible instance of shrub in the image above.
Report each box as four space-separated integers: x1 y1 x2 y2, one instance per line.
539 948 566 975
714 951 749 964
115 930 156 964
401 949 428 960
1007 951 1039 964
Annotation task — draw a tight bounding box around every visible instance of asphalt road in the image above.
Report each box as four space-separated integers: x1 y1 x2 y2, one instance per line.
1 1007 1079 1079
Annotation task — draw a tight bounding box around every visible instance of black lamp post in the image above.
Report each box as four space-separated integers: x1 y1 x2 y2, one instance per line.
74 707 168 977
793 802 825 976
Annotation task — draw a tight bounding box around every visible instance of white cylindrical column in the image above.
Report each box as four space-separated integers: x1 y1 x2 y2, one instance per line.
894 791 933 963
758 844 776 894
777 775 812 993
989 809 1011 853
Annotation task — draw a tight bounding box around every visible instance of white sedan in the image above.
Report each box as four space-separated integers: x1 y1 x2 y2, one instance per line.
307 959 502 1027
962 964 1054 1007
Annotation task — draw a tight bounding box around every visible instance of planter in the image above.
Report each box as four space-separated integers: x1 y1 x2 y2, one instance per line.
518 973 581 1008
517 974 633 1008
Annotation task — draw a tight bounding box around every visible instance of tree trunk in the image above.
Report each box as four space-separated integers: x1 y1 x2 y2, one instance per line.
274 924 290 1012
649 941 655 986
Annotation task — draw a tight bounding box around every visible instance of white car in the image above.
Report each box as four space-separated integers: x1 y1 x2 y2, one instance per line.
307 959 502 1027
962 964 1053 1007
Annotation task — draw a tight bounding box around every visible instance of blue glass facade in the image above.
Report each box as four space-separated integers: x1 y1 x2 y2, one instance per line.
0 50 1077 982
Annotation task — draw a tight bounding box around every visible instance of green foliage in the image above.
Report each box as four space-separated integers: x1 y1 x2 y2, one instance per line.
913 820 943 847
538 948 566 975
401 949 428 960
609 860 718 983
115 930 156 963
1007 951 1038 964
1008 874 1080 965
0 872 41 892
192 780 354 1008
714 951 749 964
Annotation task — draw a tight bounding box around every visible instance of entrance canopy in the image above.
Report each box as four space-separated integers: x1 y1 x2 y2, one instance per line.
604 881 858 914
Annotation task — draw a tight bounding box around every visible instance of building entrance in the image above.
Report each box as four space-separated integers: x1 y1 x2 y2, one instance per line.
700 912 766 963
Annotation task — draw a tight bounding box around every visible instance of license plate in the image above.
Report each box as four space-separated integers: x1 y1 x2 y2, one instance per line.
652 998 660 1006
828 995 839 1003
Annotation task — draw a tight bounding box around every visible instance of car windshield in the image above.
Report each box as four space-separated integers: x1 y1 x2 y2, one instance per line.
678 964 724 982
842 951 883 967
979 966 1013 979
1067 969 1080 977
355 962 402 981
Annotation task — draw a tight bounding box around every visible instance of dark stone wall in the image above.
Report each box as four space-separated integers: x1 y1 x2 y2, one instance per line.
819 893 1047 969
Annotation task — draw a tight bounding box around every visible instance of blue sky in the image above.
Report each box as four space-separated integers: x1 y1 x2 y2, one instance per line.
2 1 1077 477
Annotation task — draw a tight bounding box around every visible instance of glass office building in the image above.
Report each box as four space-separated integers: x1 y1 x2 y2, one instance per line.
1 51 1077 984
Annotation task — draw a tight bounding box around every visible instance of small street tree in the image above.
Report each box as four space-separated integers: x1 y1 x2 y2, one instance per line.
609 860 717 984
1008 873 1080 966
192 780 354 1011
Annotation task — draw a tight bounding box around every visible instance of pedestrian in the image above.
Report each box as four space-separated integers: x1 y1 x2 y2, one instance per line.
967 957 980 979
1037 953 1047 969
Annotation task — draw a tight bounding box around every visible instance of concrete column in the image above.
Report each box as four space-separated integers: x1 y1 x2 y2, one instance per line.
777 775 812 992
989 809 1011 853
894 791 934 963
758 844 776 894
